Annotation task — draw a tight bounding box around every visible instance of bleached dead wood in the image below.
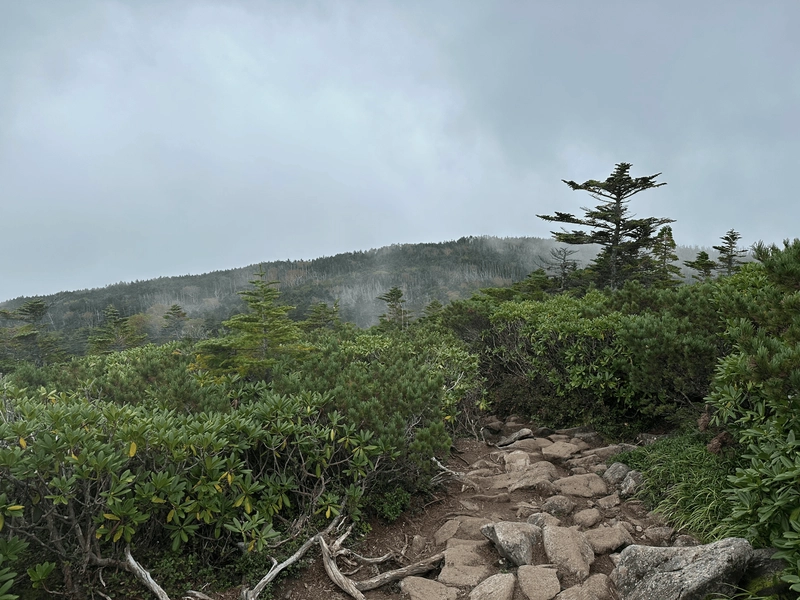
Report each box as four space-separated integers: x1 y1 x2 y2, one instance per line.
240 515 344 600
319 536 368 600
124 546 171 600
431 456 481 492
353 552 445 591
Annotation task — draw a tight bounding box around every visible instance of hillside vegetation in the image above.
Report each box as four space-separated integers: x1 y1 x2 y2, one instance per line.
0 164 796 598
0 235 718 360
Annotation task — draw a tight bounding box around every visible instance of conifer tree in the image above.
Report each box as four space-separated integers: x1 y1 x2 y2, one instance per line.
194 267 300 378
377 287 411 328
538 162 672 289
162 304 187 340
650 226 682 288
88 305 147 354
301 301 341 332
684 251 717 282
713 229 748 276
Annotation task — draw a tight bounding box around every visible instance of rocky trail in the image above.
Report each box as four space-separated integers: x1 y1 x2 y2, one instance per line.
267 416 785 600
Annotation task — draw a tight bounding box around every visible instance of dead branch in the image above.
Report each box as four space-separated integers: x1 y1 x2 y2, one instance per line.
124 546 171 600
183 591 214 600
431 457 481 492
353 552 445 591
241 515 344 600
319 535 367 600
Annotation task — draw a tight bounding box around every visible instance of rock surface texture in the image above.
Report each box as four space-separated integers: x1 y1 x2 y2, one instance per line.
611 537 753 600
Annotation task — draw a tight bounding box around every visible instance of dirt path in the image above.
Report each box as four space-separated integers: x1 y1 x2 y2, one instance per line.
263 418 673 600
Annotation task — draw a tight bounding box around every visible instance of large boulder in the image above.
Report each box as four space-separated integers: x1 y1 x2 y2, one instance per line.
481 521 543 566
611 538 753 600
543 526 595 586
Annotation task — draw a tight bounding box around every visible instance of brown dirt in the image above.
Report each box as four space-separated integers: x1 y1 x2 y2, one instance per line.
206 433 665 600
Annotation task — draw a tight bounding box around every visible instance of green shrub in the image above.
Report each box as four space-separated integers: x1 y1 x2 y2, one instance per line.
270 328 453 488
706 240 800 593
371 488 412 523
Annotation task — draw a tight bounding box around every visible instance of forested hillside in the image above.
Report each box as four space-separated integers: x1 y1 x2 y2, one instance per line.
0 235 716 357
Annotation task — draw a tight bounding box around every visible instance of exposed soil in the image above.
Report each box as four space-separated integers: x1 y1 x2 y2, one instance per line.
214 430 667 600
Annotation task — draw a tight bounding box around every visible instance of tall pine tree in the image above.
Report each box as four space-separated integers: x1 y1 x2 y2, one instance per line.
538 163 672 289
713 229 748 276
650 226 682 288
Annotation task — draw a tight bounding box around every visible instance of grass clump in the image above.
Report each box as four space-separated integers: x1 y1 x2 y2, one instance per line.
617 431 743 542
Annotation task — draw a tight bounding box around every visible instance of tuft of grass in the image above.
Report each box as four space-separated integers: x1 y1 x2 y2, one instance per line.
615 431 744 542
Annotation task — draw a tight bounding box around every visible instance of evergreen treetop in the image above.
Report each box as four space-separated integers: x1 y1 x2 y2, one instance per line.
538 162 673 289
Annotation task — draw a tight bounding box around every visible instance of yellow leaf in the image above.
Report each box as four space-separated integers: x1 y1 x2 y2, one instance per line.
214 484 222 493
151 496 166 504
113 527 123 543
19 437 26 449
325 506 331 519
7 505 24 512
247 539 255 552
0 514 4 531
95 531 102 539
226 472 233 486
128 442 137 458
233 495 244 508
167 509 175 523
103 513 121 521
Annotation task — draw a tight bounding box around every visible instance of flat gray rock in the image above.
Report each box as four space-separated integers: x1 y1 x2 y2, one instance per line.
542 494 576 517
443 545 484 567
643 526 674 546
455 516 493 540
497 428 534 446
585 444 636 460
434 519 461 546
437 564 492 587
527 512 562 529
518 565 561 600
572 508 602 529
543 441 580 460
469 572 516 600
555 473 608 498
584 524 633 554
507 437 552 451
506 462 559 493
611 538 753 600
401 576 459 600
554 574 613 599
595 492 620 509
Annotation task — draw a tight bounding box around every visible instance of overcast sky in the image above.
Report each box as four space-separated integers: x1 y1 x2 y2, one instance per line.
2 1 798 301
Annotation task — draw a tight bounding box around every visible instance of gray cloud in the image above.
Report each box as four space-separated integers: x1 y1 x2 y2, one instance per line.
1 0 798 300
